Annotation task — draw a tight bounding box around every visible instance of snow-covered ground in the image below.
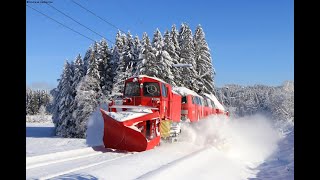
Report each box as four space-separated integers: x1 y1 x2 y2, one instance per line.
26 114 294 179
250 127 294 180
26 122 87 157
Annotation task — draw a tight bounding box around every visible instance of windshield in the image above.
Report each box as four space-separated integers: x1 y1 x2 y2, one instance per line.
143 82 160 97
124 82 140 96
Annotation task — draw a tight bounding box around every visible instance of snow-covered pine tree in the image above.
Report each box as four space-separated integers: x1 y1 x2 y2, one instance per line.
193 25 215 94
108 31 125 98
137 32 157 77
170 24 183 86
83 48 92 73
63 54 86 135
53 61 75 137
97 39 111 95
178 23 198 91
29 91 39 115
26 88 31 115
72 74 103 138
40 90 50 112
104 53 114 98
87 43 100 80
132 35 141 74
123 31 135 77
170 24 181 57
72 54 85 91
152 29 174 85
163 29 179 86
112 32 130 97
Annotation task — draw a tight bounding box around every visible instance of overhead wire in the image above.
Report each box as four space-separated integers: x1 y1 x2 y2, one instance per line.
27 4 96 42
45 3 114 44
70 0 126 34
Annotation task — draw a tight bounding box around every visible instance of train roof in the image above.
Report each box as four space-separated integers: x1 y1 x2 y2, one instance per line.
203 93 225 111
128 75 168 84
172 86 201 97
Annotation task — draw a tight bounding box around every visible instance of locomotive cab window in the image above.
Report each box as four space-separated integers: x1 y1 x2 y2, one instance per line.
124 82 140 96
143 82 160 97
161 83 167 97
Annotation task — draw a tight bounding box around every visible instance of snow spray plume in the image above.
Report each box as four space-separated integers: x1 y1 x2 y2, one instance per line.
179 114 282 164
86 104 107 146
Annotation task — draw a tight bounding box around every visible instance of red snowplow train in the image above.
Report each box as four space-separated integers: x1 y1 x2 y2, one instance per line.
100 75 228 152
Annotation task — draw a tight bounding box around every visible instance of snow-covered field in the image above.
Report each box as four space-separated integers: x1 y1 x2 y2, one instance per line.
26 122 87 157
26 114 294 179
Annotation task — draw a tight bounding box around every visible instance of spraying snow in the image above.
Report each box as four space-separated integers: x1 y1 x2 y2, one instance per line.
86 104 107 146
146 114 283 179
180 114 281 161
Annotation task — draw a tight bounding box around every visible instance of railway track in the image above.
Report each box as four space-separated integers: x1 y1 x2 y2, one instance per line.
26 146 132 180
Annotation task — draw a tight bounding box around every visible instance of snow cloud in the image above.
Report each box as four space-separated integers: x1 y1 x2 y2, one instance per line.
180 114 282 164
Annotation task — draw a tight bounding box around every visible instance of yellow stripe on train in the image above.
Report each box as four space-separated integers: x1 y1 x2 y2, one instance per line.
160 120 171 138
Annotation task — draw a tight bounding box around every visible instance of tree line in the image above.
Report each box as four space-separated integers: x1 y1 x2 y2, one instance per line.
26 89 51 115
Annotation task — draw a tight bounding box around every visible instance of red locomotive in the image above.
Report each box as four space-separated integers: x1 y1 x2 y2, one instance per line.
100 75 228 152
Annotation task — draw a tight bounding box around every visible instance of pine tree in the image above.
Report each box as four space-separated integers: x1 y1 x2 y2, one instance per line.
26 88 32 115
152 29 174 85
65 54 85 133
132 35 141 75
72 54 85 92
178 23 198 90
97 39 111 95
72 75 103 138
123 31 135 77
83 48 92 73
53 61 75 137
138 32 157 77
170 24 180 57
193 25 215 94
87 43 100 80
170 24 183 86
111 31 126 96
163 30 179 86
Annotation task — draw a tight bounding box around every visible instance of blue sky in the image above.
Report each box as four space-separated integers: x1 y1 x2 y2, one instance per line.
26 0 293 89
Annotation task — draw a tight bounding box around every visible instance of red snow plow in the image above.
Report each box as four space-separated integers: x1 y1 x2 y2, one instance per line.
100 108 161 152
100 75 228 152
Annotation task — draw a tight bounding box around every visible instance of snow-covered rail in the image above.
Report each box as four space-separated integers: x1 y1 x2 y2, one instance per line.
26 146 133 180
26 146 104 169
136 146 211 179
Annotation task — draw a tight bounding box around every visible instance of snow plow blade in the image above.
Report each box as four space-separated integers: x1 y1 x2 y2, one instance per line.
100 109 161 152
